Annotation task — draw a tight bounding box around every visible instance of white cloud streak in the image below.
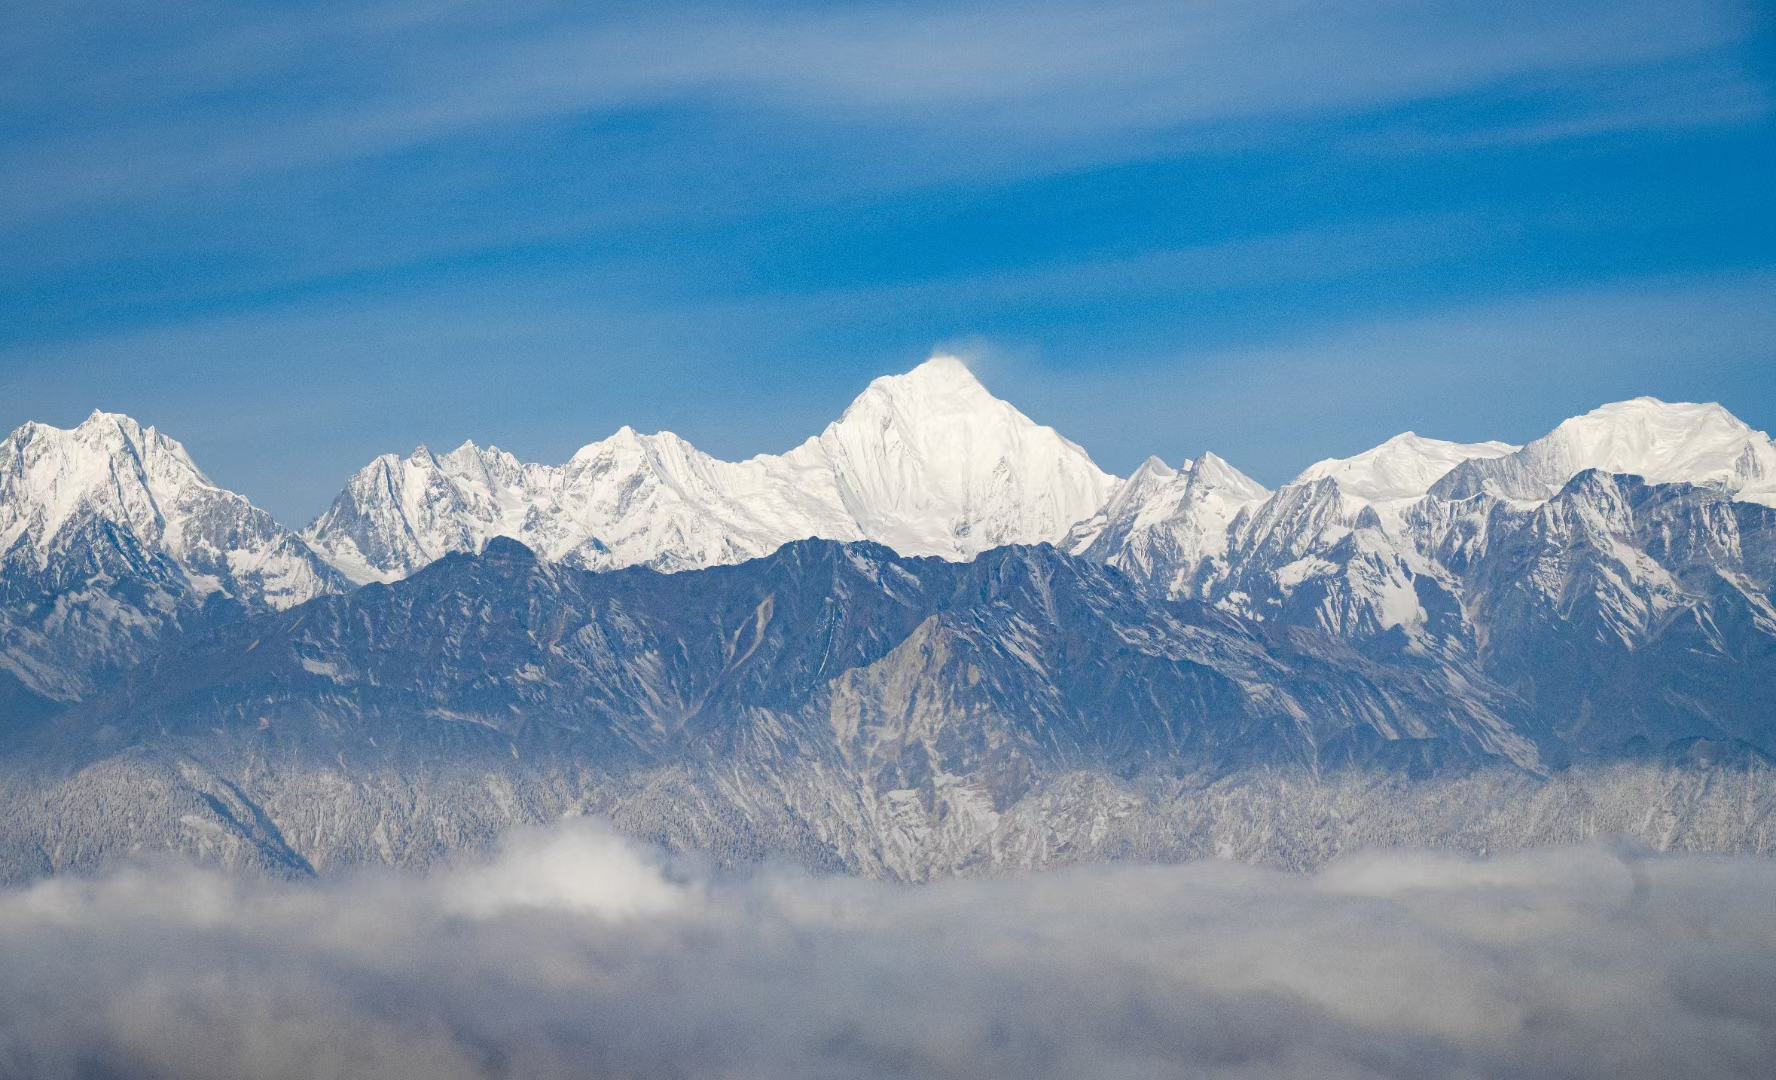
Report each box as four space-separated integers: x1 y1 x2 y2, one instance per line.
0 0 1761 223
0 818 1772 1079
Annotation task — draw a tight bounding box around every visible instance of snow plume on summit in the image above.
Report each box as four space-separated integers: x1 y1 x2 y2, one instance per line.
304 356 1118 583
1 822 1771 1080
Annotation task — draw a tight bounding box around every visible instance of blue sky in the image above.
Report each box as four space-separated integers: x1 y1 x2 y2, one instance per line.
1 0 1772 523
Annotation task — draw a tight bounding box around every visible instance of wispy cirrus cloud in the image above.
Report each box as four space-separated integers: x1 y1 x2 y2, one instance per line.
0 0 1767 516
0 0 1762 223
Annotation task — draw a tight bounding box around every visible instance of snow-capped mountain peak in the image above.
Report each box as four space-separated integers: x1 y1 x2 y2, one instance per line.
304 356 1119 582
0 410 335 589
0 411 344 698
1292 431 1518 505
1430 397 1776 505
303 438 547 585
1192 451 1271 502
0 411 211 562
1064 456 1185 553
839 355 998 419
797 356 1117 558
1114 456 1187 515
1068 450 1270 597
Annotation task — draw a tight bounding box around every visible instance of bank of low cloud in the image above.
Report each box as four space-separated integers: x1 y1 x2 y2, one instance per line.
0 821 1771 1079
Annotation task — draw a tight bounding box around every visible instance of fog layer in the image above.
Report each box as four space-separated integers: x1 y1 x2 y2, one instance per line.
1 821 1771 1079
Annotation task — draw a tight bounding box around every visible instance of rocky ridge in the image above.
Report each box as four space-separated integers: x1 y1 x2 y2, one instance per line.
1 373 1773 882
0 411 344 700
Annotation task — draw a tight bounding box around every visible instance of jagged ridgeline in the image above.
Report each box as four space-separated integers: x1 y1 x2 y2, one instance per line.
1 360 1774 881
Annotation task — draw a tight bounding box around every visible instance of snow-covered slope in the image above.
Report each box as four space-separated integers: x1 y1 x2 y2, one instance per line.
1165 434 1521 639
1066 453 1269 598
0 411 344 697
1072 398 1776 679
3 396 1776 881
1431 398 1776 505
305 357 1119 583
1293 433 1518 505
0 411 339 607
786 356 1117 559
1066 432 1515 617
301 432 857 583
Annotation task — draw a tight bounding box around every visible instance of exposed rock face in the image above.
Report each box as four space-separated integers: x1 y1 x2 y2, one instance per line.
1079 403 1776 762
3 533 1771 882
40 537 1546 769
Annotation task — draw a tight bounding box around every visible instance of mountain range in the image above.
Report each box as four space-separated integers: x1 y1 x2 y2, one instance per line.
0 357 1772 881
303 357 1116 583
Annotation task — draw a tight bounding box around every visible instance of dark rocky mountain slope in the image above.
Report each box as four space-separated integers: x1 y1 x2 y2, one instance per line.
2 537 1770 882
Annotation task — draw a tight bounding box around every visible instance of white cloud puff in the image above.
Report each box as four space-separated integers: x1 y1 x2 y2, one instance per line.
0 820 1771 1079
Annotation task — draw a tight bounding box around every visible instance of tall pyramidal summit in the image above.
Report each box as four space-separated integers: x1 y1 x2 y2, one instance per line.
301 356 1121 583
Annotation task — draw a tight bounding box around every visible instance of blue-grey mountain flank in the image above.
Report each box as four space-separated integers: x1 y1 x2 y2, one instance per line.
1 360 1772 881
